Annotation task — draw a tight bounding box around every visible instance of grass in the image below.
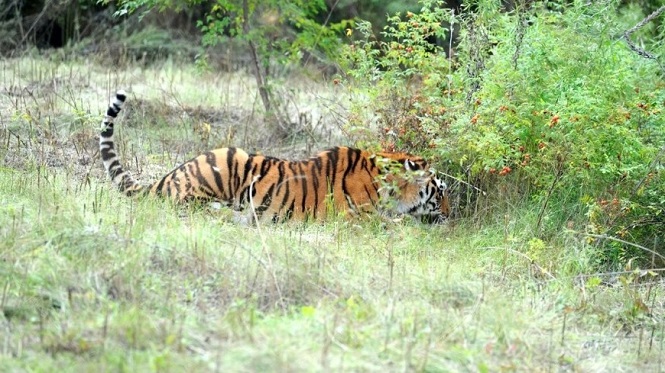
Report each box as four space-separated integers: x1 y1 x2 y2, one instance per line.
0 55 664 372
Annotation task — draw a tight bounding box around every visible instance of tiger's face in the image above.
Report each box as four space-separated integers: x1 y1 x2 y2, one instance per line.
420 173 450 224
383 158 450 224
404 170 450 224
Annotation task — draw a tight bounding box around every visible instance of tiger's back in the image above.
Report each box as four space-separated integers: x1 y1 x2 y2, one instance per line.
100 90 450 223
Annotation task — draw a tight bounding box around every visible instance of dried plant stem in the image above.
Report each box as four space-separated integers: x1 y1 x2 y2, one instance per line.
242 0 274 122
248 175 286 311
581 233 665 263
536 166 563 233
622 6 665 66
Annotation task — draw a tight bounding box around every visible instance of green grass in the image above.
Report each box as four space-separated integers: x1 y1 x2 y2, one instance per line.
0 56 663 372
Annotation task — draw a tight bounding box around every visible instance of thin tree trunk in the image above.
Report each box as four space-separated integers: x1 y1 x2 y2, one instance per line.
242 0 272 114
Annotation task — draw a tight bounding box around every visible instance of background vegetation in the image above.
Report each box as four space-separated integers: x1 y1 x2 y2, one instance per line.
343 0 665 268
1 0 664 371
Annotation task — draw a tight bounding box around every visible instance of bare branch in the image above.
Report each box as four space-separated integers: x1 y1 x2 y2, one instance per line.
622 6 665 61
581 233 665 263
632 144 665 197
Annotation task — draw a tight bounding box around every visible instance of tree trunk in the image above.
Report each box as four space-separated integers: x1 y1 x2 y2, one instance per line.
242 0 272 114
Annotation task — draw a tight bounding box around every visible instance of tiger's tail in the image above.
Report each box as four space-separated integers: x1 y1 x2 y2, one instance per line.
99 90 145 196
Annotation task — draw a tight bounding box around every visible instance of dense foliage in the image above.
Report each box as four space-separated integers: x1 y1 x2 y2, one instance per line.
343 0 665 267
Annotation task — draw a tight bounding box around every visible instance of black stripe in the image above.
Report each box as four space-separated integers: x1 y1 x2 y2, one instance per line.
108 160 122 178
407 205 420 214
174 165 191 197
364 185 377 207
154 173 169 194
226 148 236 194
183 162 195 194
341 149 360 202
275 162 286 194
259 159 269 177
369 155 377 169
277 172 291 214
327 148 337 193
311 154 323 217
100 147 115 161
259 183 275 210
165 180 173 198
285 200 295 221
232 156 241 192
311 163 320 217
193 160 216 197
206 152 226 198
360 157 375 178
101 125 114 137
125 188 141 197
251 161 260 179
122 174 136 190
240 155 253 186
297 162 307 215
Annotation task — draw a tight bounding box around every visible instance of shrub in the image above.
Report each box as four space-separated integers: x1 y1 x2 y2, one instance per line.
342 0 664 267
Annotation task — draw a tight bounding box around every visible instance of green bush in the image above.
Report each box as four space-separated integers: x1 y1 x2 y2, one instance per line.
343 0 664 267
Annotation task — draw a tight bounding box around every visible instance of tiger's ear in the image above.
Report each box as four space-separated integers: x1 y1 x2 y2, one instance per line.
404 159 418 171
404 159 426 172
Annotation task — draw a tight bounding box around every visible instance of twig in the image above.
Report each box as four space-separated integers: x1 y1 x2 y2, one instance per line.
536 165 564 232
574 268 665 278
580 233 665 263
248 175 286 311
512 0 533 70
632 144 665 197
241 0 275 125
248 175 262 230
6 129 27 149
622 6 665 63
447 9 455 101
16 0 53 50
480 246 557 280
303 0 341 68
437 171 486 196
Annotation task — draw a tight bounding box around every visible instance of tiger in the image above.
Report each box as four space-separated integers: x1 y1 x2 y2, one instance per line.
99 90 450 223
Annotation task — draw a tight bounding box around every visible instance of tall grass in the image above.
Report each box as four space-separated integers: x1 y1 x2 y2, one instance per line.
1 164 663 371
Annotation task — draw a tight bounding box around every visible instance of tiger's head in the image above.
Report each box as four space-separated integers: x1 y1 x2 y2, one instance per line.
413 170 450 224
377 156 450 224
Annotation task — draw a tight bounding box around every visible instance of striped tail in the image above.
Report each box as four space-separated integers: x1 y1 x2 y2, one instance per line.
99 90 145 196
